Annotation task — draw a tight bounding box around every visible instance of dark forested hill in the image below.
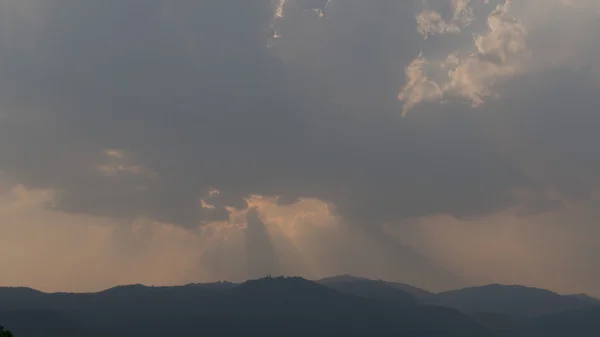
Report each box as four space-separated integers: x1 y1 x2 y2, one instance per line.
0 277 491 337
433 284 594 316
472 307 600 337
1 277 598 337
317 275 418 305
317 276 597 316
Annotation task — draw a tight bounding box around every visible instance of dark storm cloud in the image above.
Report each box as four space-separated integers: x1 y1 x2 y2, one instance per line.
1 0 597 231
482 67 600 206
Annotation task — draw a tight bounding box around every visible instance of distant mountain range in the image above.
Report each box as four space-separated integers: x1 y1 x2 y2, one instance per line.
1 276 598 337
318 275 599 316
317 275 600 336
431 284 596 316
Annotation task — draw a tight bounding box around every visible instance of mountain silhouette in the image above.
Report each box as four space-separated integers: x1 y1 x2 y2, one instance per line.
473 307 600 337
0 277 492 337
317 275 437 304
317 275 417 306
567 294 600 305
521 306 600 337
1 277 598 337
386 281 437 302
0 310 90 337
433 284 595 316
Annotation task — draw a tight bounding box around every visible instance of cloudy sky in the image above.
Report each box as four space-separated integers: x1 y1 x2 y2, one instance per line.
1 0 599 296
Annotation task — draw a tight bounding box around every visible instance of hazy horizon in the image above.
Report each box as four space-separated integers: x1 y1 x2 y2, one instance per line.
1 0 600 298
4 274 598 299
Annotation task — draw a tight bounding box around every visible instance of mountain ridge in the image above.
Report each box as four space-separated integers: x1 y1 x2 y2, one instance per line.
1 276 599 336
3 276 597 301
0 276 494 337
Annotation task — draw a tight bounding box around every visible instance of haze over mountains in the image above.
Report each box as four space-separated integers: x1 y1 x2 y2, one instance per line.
1 275 598 337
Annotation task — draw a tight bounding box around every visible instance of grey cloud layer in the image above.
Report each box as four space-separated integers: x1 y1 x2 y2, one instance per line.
0 0 598 232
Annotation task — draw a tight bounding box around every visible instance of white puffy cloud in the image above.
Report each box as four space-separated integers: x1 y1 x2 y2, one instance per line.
416 0 475 38
275 0 287 19
399 0 600 114
400 0 528 113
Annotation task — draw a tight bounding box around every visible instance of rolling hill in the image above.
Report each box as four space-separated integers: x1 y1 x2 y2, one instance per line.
0 277 492 337
2 276 599 336
433 284 594 316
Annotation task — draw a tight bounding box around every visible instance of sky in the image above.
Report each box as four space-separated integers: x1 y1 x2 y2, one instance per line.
0 0 599 296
